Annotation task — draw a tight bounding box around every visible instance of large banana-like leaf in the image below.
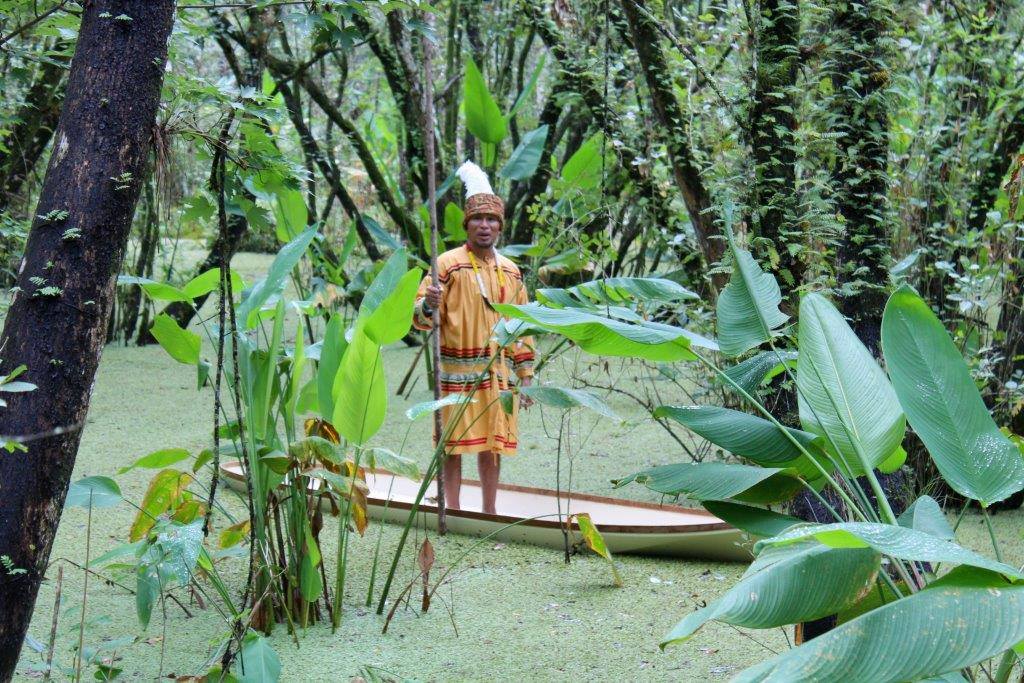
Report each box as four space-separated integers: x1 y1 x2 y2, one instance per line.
653 405 824 478
797 293 905 476
897 495 954 540
722 349 798 395
662 543 879 647
613 462 803 504
493 302 695 361
881 286 1024 506
716 212 789 356
701 501 802 538
332 325 386 446
536 277 697 310
735 569 1024 683
756 522 1023 578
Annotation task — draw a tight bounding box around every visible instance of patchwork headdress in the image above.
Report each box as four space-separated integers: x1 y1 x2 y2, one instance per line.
457 160 505 227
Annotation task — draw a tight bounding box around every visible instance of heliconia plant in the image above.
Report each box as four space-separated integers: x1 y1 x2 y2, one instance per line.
495 201 1024 682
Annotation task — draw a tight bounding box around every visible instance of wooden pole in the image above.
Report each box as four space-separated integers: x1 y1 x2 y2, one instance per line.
421 6 447 534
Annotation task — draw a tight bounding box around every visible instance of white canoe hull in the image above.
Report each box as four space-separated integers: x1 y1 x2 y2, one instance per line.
219 462 751 562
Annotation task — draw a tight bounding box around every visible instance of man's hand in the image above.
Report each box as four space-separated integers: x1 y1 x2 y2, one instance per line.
519 377 533 410
425 284 443 311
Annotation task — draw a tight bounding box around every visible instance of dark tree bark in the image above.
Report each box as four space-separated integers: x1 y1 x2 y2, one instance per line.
749 0 802 292
0 3 174 678
828 0 895 354
0 46 69 215
619 0 723 277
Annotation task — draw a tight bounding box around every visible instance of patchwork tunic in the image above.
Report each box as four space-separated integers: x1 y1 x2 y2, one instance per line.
413 245 536 455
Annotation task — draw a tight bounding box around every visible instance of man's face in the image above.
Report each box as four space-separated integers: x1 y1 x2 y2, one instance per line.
466 214 501 249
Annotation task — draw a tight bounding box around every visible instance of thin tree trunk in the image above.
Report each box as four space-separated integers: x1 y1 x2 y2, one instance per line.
0 3 174 678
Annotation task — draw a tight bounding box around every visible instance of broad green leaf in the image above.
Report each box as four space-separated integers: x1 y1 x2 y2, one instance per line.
499 125 548 180
406 394 474 421
154 520 203 586
757 522 1023 578
150 314 201 365
236 633 281 683
653 406 823 477
536 277 698 310
716 212 789 356
237 227 317 329
358 248 408 318
299 526 323 602
493 302 695 361
734 570 1024 683
118 448 190 474
463 57 507 144
219 520 251 549
332 326 385 446
274 187 307 242
66 476 122 508
130 470 192 542
317 314 346 420
136 565 159 630
701 501 802 538
363 268 422 346
797 293 905 477
180 268 244 301
662 543 879 647
366 447 421 480
722 350 798 395
882 286 1024 505
557 132 605 195
509 53 546 117
443 202 466 243
575 513 622 587
897 495 954 540
613 462 803 504
339 219 359 267
116 275 187 302
521 385 619 419
361 216 400 251
287 436 339 466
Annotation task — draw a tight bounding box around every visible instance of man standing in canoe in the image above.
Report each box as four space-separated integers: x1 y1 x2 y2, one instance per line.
413 161 536 514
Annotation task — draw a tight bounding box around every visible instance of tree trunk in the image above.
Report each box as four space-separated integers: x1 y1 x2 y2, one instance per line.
619 0 722 278
0 3 174 678
0 44 69 215
749 0 802 293
829 0 895 354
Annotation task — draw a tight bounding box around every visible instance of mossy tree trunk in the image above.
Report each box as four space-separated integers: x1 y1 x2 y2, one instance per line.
828 0 895 354
749 0 802 294
0 3 174 678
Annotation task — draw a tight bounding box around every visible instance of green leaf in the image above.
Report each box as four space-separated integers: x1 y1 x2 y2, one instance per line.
881 286 1024 505
797 293 906 477
722 350 798 395
150 314 201 365
66 476 122 508
662 543 879 647
180 268 244 301
463 57 507 144
118 448 191 474
499 125 548 180
361 216 400 251
556 132 605 195
734 570 1024 683
116 275 187 302
299 526 323 602
317 314 346 421
366 447 421 480
363 268 422 346
509 53 546 117
358 248 408 318
653 406 823 477
493 302 695 361
536 277 698 309
236 633 281 683
575 513 622 586
130 470 191 542
136 565 159 630
716 212 789 356
154 520 203 586
406 394 474 421
443 202 467 243
613 462 803 504
757 522 1023 578
332 325 385 446
701 501 802 538
237 227 317 329
897 495 954 540
521 385 619 419
274 187 307 242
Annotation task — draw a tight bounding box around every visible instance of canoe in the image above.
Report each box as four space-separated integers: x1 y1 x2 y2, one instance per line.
218 461 751 562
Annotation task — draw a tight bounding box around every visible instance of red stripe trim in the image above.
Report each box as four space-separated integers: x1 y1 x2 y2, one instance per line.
440 381 494 391
440 345 489 357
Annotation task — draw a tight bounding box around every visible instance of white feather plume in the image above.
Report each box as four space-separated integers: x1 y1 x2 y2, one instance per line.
456 160 494 198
